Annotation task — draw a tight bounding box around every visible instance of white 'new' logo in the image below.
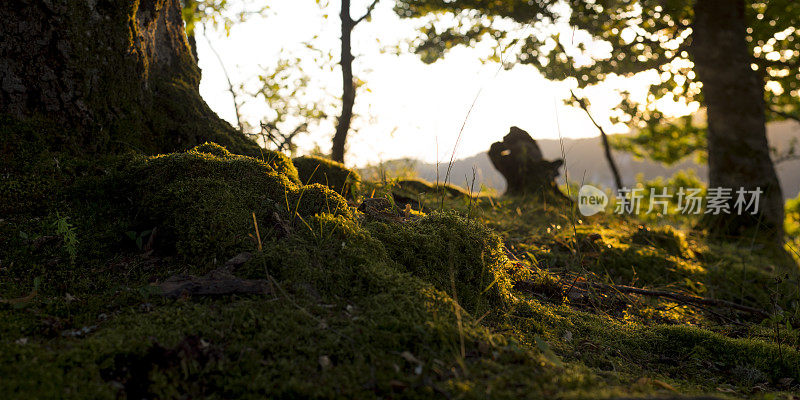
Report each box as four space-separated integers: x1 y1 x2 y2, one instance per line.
578 185 608 216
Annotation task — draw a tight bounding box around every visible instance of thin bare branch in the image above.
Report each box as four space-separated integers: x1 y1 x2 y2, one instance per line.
774 154 800 165
768 104 800 124
201 31 243 131
354 0 380 25
570 90 623 190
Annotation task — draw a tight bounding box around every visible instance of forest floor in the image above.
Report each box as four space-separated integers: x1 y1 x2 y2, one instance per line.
1 143 800 399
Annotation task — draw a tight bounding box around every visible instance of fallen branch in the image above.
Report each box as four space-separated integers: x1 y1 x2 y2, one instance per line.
156 252 271 298
584 281 770 319
0 277 40 304
516 279 769 319
0 288 37 304
156 272 271 298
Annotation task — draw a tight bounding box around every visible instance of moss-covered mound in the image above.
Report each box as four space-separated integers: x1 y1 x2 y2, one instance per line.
368 212 518 317
76 144 346 270
293 155 361 198
381 178 472 212
0 148 596 399
2 142 800 398
631 225 691 257
190 142 235 158
396 178 469 198
192 142 301 185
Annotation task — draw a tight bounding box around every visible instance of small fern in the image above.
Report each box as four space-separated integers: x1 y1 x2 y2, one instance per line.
54 212 78 264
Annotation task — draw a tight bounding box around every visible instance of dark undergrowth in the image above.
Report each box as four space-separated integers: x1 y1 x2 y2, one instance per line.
2 141 800 399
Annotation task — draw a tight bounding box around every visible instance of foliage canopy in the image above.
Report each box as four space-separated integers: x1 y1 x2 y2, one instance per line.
395 0 800 164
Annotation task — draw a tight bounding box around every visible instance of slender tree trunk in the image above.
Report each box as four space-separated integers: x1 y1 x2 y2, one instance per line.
599 129 622 191
571 92 623 190
332 0 356 163
692 0 784 241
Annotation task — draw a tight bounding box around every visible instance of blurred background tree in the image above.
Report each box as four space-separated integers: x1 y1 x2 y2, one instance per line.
331 0 381 163
183 0 382 161
248 51 336 155
394 0 800 241
181 1 336 155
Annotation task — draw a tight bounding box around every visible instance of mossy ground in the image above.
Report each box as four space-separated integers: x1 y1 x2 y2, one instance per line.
293 155 361 199
2 144 800 398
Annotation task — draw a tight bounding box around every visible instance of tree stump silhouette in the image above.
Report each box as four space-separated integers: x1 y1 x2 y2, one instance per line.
489 127 568 199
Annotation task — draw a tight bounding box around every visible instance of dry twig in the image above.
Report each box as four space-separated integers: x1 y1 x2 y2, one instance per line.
517 278 769 319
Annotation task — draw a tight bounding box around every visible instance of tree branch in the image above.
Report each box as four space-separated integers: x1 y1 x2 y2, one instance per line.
201 31 243 131
569 91 623 190
354 0 380 25
768 104 800 124
774 154 800 165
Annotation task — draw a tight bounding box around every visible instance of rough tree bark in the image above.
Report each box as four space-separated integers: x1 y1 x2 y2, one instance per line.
0 0 256 156
183 0 200 62
691 0 784 241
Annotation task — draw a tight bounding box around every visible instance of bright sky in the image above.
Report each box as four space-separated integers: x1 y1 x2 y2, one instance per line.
195 0 666 167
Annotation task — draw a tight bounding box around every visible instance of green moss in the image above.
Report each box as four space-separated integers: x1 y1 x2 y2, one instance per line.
0 206 610 399
293 155 361 198
189 142 233 158
507 297 800 394
630 225 690 257
395 178 469 198
3 140 800 398
367 212 519 318
189 142 300 184
75 147 347 271
0 295 595 399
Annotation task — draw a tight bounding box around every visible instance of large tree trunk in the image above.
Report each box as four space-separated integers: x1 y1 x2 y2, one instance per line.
0 0 256 156
183 0 200 62
691 0 784 241
332 0 355 164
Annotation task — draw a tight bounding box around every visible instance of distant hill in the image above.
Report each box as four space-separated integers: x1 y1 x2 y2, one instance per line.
363 120 800 199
